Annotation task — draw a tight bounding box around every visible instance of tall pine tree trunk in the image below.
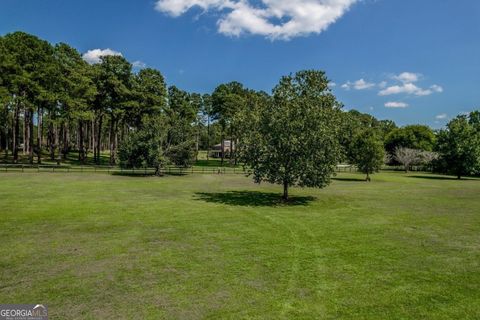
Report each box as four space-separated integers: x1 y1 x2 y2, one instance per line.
206 118 210 162
28 109 34 164
12 104 19 163
23 108 27 155
62 122 69 160
96 115 103 164
109 116 116 165
37 107 42 164
78 120 84 163
48 121 55 161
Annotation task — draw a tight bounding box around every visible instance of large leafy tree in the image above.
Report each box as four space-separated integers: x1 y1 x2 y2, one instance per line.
436 114 480 179
240 70 342 200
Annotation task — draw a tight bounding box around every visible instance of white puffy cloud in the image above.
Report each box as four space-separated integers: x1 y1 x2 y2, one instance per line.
379 83 432 96
353 79 375 90
341 78 375 90
82 48 123 64
435 113 448 120
430 84 443 93
379 72 443 97
393 72 420 83
155 0 358 40
385 101 409 108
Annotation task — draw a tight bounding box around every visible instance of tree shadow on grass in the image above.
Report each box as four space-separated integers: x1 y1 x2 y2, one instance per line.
332 177 367 182
407 175 470 181
194 191 316 207
111 172 155 177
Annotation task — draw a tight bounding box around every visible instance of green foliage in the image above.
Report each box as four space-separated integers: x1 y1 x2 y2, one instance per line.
131 68 167 127
436 113 480 178
118 114 197 171
351 129 385 180
385 125 436 154
118 116 167 171
241 70 342 199
165 140 197 167
338 110 395 163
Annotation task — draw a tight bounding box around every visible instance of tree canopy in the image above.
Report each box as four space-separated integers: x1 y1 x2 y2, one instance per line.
240 70 342 200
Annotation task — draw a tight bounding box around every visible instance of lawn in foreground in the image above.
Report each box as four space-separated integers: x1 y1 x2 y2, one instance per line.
0 172 479 319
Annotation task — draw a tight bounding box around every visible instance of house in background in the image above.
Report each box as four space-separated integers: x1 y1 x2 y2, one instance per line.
210 140 235 158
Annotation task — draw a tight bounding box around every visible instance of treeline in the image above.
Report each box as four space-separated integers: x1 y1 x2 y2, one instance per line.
0 31 223 166
1 31 479 180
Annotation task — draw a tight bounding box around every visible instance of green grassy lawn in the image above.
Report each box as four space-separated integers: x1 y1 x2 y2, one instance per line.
0 172 479 319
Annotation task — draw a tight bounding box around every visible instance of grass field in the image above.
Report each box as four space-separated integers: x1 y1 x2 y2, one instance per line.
0 171 479 319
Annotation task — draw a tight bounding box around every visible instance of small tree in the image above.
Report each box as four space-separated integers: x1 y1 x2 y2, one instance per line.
394 147 422 172
351 130 385 181
240 70 342 200
118 117 167 175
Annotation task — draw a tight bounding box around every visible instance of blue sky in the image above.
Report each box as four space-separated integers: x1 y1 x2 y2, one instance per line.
1 0 479 127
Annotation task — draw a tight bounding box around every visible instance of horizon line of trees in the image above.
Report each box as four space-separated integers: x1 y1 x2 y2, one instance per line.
1 31 480 196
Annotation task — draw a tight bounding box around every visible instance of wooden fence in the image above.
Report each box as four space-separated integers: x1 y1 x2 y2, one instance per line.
0 164 366 175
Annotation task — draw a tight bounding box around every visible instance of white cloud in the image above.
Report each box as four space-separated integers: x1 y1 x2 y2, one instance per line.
132 60 147 69
378 72 443 97
393 72 420 83
341 78 375 90
379 83 436 96
430 84 443 93
82 48 123 64
155 0 358 40
385 101 409 108
353 78 375 90
435 113 448 120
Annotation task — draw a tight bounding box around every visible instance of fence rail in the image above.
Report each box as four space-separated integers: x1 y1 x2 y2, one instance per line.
0 164 429 175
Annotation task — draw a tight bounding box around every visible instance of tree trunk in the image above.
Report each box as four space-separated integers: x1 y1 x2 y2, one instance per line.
366 172 371 182
12 104 19 163
62 122 69 160
109 116 115 165
48 121 55 160
37 107 42 164
283 180 289 201
96 115 103 164
28 109 34 164
206 118 210 162
78 120 84 163
23 108 27 156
